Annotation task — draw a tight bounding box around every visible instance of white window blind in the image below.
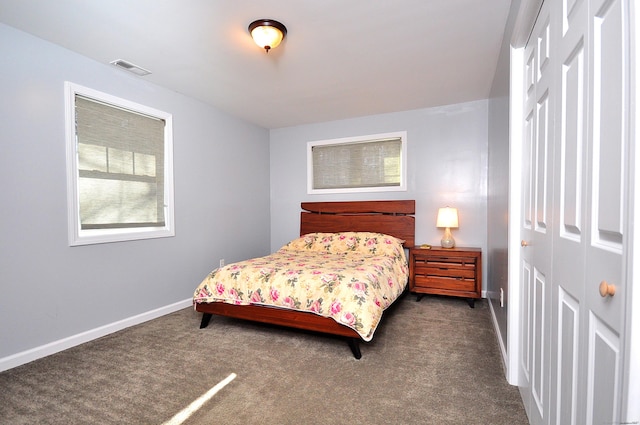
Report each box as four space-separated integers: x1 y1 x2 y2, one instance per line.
75 95 166 229
307 132 407 194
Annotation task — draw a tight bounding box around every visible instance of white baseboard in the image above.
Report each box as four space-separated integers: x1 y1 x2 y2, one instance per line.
487 296 510 381
0 298 192 373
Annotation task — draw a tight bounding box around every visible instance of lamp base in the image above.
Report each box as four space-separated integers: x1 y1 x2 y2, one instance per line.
440 227 455 248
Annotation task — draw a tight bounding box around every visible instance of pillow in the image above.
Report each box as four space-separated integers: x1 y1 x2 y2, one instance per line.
282 232 405 257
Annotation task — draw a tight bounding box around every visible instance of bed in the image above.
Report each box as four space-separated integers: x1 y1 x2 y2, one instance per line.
193 200 415 358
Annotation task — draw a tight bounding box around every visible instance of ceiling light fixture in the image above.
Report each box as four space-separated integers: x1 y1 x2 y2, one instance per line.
248 19 287 53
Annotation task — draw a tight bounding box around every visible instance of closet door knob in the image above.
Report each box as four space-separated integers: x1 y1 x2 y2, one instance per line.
599 280 616 297
521 240 529 247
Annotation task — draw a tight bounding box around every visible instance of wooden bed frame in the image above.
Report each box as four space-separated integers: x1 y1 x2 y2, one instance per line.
196 200 415 358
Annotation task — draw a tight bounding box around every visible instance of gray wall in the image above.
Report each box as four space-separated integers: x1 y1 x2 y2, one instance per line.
487 0 523 351
269 101 489 287
0 24 271 360
1 15 510 366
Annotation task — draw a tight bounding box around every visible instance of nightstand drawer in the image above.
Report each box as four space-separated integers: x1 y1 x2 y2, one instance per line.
420 266 475 279
413 275 476 292
413 256 477 271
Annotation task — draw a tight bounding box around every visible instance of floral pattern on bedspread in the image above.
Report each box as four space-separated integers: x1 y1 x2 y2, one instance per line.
193 232 408 341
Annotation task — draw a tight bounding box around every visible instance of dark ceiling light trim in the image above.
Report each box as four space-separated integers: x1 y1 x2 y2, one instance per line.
248 19 287 53
110 59 151 76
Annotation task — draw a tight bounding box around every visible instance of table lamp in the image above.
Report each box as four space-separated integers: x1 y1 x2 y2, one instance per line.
436 207 459 248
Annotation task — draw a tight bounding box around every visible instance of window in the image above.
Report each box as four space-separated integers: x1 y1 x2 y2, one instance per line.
65 82 174 245
307 131 407 194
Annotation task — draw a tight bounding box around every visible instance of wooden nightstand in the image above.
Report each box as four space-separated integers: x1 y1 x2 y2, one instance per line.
409 246 482 307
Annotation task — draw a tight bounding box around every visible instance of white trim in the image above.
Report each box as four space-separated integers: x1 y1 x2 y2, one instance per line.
507 44 525 386
0 298 192 372
488 297 510 377
511 0 544 48
623 0 640 420
64 81 175 246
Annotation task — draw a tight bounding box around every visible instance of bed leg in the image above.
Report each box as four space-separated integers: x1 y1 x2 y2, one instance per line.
199 313 212 329
347 338 362 359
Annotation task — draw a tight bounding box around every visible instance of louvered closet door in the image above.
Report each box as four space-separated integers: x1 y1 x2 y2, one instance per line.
519 2 555 424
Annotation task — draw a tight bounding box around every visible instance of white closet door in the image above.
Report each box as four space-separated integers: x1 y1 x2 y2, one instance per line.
519 2 555 424
551 0 628 422
552 0 588 423
583 0 627 422
518 0 630 424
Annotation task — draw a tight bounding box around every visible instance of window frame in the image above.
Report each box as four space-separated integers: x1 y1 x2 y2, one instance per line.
64 82 175 246
307 131 407 195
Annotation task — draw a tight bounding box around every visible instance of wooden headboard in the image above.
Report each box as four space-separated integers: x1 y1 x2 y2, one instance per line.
300 200 415 247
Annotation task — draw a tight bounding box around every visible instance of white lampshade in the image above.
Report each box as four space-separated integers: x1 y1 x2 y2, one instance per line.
249 19 287 52
436 207 459 229
436 207 458 248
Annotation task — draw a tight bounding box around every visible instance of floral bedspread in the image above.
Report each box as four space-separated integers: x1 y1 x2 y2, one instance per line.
193 232 408 341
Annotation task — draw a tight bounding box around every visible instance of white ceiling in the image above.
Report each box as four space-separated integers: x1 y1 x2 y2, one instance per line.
0 0 512 129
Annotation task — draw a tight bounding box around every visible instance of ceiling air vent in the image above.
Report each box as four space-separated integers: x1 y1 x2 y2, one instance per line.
110 59 151 76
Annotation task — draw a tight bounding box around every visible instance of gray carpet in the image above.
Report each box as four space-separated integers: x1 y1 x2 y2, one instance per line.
0 294 528 424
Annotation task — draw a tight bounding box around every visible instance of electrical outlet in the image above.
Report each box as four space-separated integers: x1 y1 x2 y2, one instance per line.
500 288 504 307
219 259 225 268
